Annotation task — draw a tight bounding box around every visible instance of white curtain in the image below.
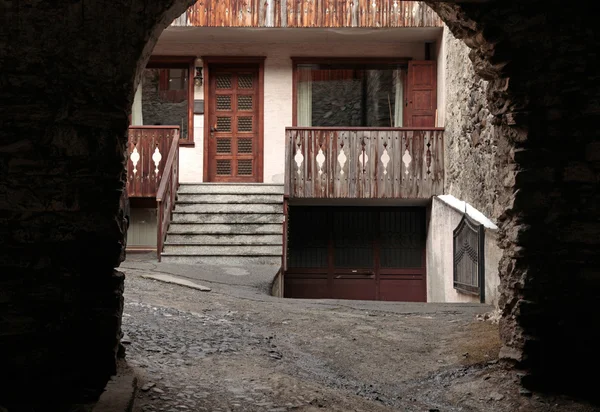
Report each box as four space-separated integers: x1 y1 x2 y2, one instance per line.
393 69 404 127
297 65 312 127
131 80 144 125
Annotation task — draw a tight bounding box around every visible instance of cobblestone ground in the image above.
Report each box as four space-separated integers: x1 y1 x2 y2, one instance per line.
122 270 598 412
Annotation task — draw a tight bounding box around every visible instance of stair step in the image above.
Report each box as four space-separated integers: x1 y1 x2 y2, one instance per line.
177 183 284 195
166 234 282 245
162 244 282 255
160 255 281 266
171 213 283 224
175 203 283 214
177 194 283 204
169 223 282 234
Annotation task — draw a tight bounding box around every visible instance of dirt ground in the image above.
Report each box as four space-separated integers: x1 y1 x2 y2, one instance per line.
121 264 598 412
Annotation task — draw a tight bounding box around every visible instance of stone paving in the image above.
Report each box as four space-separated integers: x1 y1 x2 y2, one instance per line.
121 257 599 412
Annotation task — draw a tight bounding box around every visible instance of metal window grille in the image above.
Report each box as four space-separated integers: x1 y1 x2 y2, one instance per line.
453 213 485 303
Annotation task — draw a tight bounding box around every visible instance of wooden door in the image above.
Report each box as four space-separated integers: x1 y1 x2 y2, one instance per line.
405 61 437 127
208 66 261 182
285 206 426 302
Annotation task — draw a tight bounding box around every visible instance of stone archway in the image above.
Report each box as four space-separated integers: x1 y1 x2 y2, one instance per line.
0 0 195 408
0 0 598 408
427 0 600 399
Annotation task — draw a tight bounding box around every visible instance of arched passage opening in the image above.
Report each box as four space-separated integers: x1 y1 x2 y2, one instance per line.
0 0 598 408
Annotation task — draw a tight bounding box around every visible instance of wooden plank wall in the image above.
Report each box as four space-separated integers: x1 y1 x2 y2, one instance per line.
177 0 442 28
285 127 444 199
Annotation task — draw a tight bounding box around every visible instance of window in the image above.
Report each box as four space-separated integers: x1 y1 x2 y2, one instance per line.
130 57 195 144
453 214 485 303
294 60 407 127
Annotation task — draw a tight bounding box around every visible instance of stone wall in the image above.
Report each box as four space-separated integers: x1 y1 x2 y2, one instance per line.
142 69 189 138
442 26 511 220
0 0 195 408
428 0 600 401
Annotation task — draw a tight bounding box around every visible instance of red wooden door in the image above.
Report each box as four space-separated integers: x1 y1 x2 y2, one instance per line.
208 66 260 182
406 61 437 127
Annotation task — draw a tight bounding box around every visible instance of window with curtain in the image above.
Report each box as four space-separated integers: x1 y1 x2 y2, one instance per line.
296 62 406 127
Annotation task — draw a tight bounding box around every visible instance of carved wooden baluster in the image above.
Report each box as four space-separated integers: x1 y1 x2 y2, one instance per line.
402 132 412 176
426 134 432 176
380 141 390 176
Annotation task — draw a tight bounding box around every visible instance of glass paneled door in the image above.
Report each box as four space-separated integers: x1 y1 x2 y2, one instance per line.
208 66 260 182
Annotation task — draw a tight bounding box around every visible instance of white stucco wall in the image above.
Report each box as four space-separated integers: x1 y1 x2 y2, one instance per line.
155 40 428 183
426 196 501 306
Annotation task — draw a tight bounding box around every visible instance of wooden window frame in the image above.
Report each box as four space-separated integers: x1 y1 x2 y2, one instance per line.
147 56 196 147
291 57 411 127
201 56 266 183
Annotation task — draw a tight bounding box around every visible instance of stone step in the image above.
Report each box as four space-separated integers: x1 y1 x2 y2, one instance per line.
169 223 283 234
177 183 284 195
160 255 282 266
175 203 283 214
166 234 282 245
176 193 283 204
162 244 282 256
171 213 283 224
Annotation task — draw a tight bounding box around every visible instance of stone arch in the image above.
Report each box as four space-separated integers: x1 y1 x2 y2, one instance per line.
0 0 598 408
427 0 600 400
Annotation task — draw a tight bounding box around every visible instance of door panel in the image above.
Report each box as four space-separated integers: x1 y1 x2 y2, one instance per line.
406 61 437 127
208 66 260 182
285 207 426 302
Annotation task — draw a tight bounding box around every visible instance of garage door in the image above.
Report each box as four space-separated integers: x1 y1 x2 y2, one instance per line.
284 206 426 302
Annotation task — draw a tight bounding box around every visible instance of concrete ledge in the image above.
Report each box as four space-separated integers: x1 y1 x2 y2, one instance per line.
140 273 212 291
93 361 137 412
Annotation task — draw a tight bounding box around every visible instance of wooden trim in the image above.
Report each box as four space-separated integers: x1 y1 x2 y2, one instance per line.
202 56 265 183
291 57 411 65
286 126 445 131
146 56 196 145
202 56 266 64
291 57 412 127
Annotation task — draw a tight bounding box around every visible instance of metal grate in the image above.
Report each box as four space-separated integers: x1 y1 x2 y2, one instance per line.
237 95 253 110
216 116 231 132
237 116 253 132
237 139 252 154
237 159 252 175
216 95 231 111
216 73 232 89
379 209 424 268
238 74 253 89
216 159 231 175
453 214 485 302
216 139 231 154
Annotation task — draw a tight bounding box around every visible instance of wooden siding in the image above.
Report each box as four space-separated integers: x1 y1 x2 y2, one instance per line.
285 127 444 199
175 0 442 28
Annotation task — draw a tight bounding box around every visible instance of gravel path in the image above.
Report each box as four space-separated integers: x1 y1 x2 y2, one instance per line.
121 264 597 412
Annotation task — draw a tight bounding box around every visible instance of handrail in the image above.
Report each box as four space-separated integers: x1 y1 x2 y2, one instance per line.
156 130 180 260
156 133 179 202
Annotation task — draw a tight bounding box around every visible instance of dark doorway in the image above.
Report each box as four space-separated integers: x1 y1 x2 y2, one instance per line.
285 206 426 301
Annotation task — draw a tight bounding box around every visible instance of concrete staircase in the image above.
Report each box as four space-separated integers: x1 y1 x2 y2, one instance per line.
161 183 285 266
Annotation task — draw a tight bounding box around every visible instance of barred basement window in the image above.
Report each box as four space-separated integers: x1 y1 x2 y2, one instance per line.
453 213 485 303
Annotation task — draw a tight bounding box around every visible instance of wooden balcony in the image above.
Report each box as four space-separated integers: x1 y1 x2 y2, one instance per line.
127 126 180 260
127 126 180 198
172 0 443 28
285 127 444 199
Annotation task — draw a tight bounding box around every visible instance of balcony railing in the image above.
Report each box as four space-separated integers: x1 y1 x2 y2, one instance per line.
127 126 180 198
173 0 443 28
285 127 444 199
127 126 180 259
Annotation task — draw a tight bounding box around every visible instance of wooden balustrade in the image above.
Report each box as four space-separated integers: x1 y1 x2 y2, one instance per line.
176 0 442 28
156 134 180 261
285 127 444 199
127 126 180 198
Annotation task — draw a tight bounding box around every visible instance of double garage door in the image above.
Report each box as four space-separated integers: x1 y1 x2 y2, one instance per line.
284 206 426 302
